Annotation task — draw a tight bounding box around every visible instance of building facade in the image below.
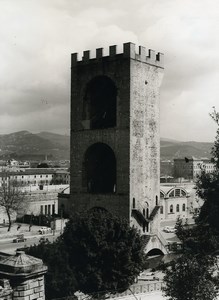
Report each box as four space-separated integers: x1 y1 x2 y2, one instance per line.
70 42 164 235
0 168 70 188
159 184 203 221
173 157 215 180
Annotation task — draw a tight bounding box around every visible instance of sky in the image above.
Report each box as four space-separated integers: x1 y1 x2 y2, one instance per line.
0 0 219 142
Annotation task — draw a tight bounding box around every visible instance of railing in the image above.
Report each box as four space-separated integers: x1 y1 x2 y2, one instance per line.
75 281 164 300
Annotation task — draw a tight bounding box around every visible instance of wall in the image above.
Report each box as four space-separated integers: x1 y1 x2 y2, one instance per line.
129 50 164 234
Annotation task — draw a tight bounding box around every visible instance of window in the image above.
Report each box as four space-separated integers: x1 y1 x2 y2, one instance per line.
40 205 43 214
83 76 117 129
155 195 158 205
175 189 180 197
182 204 186 211
176 204 179 212
160 206 163 214
169 191 174 198
181 190 186 197
146 208 149 219
170 205 173 213
52 204 55 215
160 192 164 198
84 143 116 194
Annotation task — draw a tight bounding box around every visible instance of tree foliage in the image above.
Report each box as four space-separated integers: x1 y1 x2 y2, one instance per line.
0 172 28 231
27 209 146 299
163 254 218 300
27 238 78 299
163 109 219 300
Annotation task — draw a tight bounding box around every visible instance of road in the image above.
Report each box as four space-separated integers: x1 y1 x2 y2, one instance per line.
0 233 59 254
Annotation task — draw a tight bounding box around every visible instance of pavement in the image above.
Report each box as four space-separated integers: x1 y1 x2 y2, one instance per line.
0 223 57 243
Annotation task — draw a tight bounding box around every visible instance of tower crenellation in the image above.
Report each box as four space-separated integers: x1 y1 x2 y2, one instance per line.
71 42 164 68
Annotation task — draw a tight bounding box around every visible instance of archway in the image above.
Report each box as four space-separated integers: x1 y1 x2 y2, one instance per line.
84 143 116 194
147 248 165 256
83 76 117 129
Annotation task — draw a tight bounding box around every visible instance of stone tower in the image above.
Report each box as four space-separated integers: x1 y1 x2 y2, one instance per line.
70 42 164 235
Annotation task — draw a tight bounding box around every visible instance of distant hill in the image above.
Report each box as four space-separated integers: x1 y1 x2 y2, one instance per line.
0 131 70 160
0 131 213 162
160 138 213 160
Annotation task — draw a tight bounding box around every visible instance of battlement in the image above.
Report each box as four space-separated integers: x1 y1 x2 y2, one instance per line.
71 42 164 68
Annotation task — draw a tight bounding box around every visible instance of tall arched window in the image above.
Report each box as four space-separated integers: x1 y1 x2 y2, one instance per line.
84 143 116 194
182 203 186 211
170 205 173 213
83 76 117 129
146 208 149 219
176 204 180 212
156 195 158 206
133 198 135 209
160 206 163 214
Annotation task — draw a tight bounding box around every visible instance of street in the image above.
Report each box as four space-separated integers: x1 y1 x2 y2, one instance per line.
0 224 60 255
0 234 59 254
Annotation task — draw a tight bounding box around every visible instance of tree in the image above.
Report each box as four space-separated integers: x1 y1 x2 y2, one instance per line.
27 209 146 299
60 210 146 297
163 109 219 299
163 254 218 300
0 172 28 231
37 162 49 168
27 239 78 299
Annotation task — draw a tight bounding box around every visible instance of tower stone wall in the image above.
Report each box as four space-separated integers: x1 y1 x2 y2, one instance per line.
70 42 164 234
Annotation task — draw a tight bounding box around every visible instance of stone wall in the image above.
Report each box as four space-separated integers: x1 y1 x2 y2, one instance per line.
70 42 164 232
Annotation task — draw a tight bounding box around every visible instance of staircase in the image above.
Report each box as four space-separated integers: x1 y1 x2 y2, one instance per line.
149 205 160 220
131 208 149 225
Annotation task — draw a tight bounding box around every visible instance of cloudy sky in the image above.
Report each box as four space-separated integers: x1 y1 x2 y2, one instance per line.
0 0 219 142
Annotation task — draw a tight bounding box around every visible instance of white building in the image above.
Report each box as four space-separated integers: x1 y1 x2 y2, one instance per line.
160 184 203 221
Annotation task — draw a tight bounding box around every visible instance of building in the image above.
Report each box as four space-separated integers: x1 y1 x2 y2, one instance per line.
0 168 69 188
23 185 69 217
173 157 215 180
70 41 164 251
0 168 70 223
159 184 203 221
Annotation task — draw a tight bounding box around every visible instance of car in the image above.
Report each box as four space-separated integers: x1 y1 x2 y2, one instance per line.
139 272 159 281
38 227 51 234
13 234 27 243
163 226 176 233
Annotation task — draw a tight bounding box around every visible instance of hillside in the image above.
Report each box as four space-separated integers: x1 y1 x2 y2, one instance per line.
0 131 70 160
0 131 213 162
160 138 213 160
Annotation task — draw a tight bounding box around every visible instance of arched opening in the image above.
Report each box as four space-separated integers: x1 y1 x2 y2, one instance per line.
147 248 164 257
170 204 173 213
84 143 116 194
155 195 158 205
133 198 136 209
89 207 108 213
176 204 180 212
83 76 117 129
146 208 149 219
